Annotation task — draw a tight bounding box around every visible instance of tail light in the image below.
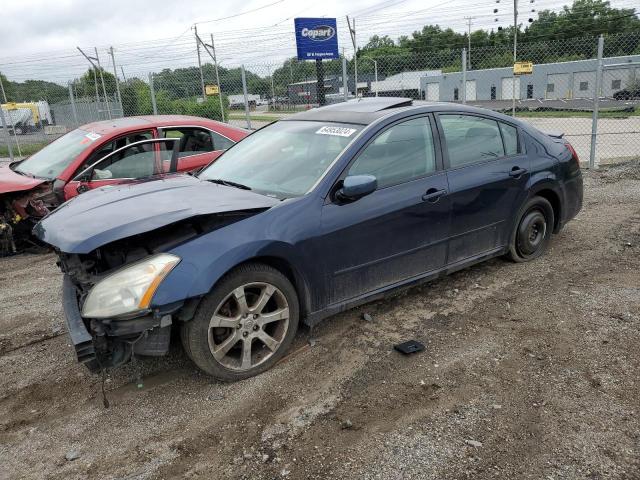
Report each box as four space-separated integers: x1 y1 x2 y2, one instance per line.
565 142 580 170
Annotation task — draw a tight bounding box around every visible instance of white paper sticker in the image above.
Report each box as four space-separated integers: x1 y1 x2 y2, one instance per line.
315 126 357 137
85 132 102 141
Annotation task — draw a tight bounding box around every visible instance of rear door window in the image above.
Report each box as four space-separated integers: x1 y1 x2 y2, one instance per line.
439 114 505 168
212 131 235 151
161 127 214 157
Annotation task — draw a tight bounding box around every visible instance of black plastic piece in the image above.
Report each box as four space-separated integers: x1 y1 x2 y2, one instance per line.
394 340 425 355
62 275 96 364
133 325 171 356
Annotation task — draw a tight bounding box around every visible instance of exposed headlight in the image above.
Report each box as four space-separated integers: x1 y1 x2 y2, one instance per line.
82 253 181 318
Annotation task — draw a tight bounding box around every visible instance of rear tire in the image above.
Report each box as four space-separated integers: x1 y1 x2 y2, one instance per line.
181 263 299 381
507 196 554 263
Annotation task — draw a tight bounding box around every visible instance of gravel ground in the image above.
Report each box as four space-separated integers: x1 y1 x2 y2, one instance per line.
1 162 640 480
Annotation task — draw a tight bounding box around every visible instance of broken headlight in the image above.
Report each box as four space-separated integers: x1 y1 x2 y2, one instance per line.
82 253 181 318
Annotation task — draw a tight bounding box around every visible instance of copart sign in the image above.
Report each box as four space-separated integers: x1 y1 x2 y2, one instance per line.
294 18 339 60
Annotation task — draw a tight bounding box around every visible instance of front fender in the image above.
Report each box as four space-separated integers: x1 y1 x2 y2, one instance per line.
151 237 308 308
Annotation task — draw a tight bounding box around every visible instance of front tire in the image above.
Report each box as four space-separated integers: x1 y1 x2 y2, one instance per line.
507 196 554 262
181 263 299 381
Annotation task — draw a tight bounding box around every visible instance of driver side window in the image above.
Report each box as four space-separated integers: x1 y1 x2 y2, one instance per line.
78 131 153 174
91 142 169 180
348 117 436 189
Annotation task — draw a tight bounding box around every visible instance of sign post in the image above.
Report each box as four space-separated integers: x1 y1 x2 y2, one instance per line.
294 18 339 107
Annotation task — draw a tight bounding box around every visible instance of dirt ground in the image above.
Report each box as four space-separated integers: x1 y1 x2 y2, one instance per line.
1 162 640 480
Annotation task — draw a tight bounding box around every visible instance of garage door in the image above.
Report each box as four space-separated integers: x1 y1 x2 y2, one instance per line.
501 77 520 100
546 73 570 99
426 82 440 101
465 80 477 101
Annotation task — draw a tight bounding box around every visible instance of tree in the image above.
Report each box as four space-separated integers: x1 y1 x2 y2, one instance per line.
74 68 117 99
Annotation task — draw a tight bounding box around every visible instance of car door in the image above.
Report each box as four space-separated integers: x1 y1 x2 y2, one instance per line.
159 127 233 172
436 113 530 264
63 139 178 199
318 115 451 305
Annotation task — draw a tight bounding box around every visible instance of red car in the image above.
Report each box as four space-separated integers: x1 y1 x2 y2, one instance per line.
0 115 248 254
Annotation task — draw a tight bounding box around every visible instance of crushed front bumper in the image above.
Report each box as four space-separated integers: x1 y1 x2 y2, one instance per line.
62 275 97 364
62 275 173 371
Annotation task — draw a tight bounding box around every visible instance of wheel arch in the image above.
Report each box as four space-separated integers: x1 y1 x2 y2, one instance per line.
530 185 562 232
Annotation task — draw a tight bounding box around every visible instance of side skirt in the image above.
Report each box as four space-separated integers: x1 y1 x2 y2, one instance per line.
303 246 507 327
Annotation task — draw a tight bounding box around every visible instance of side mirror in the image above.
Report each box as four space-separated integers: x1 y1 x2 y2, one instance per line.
337 175 377 202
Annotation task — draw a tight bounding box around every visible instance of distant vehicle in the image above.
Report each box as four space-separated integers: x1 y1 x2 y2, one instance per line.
0 115 248 253
613 86 640 100
0 101 52 134
36 98 582 381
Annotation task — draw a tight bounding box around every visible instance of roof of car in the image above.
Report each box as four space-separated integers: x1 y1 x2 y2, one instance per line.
283 97 522 126
79 115 247 138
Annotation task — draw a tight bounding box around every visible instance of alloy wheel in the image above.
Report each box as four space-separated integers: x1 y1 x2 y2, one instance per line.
207 282 290 371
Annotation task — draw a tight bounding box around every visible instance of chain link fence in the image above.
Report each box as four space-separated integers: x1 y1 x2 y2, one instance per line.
1 32 639 166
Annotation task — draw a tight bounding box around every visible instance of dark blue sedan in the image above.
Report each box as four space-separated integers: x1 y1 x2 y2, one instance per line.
35 98 583 380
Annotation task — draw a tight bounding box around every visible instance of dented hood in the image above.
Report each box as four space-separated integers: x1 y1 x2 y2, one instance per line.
0 163 47 194
33 174 279 254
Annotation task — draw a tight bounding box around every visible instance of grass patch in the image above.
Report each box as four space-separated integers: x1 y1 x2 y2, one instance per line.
228 114 281 122
512 107 639 119
0 142 48 158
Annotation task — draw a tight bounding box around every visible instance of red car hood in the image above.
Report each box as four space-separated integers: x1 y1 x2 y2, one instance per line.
0 164 47 194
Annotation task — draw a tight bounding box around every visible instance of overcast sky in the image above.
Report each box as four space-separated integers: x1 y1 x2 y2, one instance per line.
1 0 636 83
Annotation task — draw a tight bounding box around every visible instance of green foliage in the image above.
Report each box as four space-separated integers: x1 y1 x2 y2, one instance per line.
73 68 117 98
354 0 640 76
0 72 67 104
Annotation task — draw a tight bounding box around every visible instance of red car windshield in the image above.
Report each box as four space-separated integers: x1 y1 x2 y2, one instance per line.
14 129 100 179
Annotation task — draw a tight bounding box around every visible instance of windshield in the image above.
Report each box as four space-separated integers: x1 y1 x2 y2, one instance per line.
14 129 100 179
198 121 363 198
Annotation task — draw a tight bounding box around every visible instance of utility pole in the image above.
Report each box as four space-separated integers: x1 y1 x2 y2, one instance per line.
94 47 111 119
194 25 207 100
464 17 474 70
512 0 518 116
210 34 225 122
77 47 103 119
196 32 227 122
120 66 127 82
346 16 358 97
109 47 123 115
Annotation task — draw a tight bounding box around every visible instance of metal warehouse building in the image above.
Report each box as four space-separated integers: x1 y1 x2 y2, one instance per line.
420 55 640 102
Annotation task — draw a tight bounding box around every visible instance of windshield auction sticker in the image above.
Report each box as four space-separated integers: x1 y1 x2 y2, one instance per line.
315 126 357 137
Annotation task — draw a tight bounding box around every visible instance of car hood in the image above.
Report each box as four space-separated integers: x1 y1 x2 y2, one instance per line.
33 174 280 254
0 163 47 194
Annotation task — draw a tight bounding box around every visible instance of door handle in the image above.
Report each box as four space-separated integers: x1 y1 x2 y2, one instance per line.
422 188 447 202
509 167 527 178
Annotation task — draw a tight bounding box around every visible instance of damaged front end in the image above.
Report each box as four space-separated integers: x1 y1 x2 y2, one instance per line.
56 210 267 372
0 185 52 256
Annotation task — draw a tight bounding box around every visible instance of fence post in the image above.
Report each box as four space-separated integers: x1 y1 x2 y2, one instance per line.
241 65 252 130
342 56 348 101
68 81 79 126
461 48 467 104
149 73 158 115
109 47 123 116
0 106 14 162
589 34 604 169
